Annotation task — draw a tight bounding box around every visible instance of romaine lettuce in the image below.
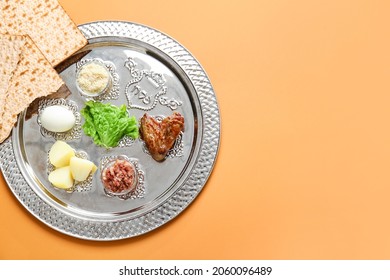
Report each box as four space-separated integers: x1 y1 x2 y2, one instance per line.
81 101 138 148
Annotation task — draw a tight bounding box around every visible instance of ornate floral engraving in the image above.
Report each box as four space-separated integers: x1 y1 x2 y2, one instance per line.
124 57 182 111
117 135 136 148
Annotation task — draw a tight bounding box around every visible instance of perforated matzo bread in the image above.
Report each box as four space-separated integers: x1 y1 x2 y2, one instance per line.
0 35 25 118
0 35 63 142
0 0 87 66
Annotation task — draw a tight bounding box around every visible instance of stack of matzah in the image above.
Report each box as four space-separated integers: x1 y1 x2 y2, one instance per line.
0 0 87 142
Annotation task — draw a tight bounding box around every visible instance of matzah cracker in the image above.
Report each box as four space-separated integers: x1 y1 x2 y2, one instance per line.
0 35 64 142
0 34 25 118
0 0 87 66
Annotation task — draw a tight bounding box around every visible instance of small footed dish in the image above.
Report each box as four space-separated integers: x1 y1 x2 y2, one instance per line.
76 59 112 98
101 156 138 197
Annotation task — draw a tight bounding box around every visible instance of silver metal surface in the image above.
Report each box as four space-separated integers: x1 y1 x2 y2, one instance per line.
0 21 220 240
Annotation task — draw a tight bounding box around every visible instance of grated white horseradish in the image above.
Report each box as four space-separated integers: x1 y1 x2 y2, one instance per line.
77 62 110 95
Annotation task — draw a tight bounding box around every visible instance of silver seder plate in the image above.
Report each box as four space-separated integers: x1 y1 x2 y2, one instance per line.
0 21 220 240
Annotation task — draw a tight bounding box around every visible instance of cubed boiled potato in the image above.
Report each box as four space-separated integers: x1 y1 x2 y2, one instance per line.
48 166 74 189
70 156 97 181
49 140 75 168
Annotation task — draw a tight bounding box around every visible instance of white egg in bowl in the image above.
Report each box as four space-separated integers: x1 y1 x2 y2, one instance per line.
40 105 76 133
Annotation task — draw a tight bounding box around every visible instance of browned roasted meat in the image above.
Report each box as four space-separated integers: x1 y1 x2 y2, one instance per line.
140 112 185 161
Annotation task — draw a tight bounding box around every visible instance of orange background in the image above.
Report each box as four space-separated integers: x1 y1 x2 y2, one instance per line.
1 0 390 259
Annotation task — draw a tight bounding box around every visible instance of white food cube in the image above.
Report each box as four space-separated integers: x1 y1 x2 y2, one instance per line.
49 140 75 168
70 156 97 181
48 166 74 189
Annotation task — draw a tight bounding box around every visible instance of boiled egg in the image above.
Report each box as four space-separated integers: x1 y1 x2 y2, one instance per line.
40 105 76 133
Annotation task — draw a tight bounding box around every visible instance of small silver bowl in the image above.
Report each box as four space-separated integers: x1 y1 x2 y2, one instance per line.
101 156 138 197
76 60 112 98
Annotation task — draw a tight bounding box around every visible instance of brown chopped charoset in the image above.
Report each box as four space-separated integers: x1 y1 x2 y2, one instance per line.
140 112 185 162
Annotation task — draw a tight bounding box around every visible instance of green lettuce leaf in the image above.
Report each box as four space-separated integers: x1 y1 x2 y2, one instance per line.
81 101 138 148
